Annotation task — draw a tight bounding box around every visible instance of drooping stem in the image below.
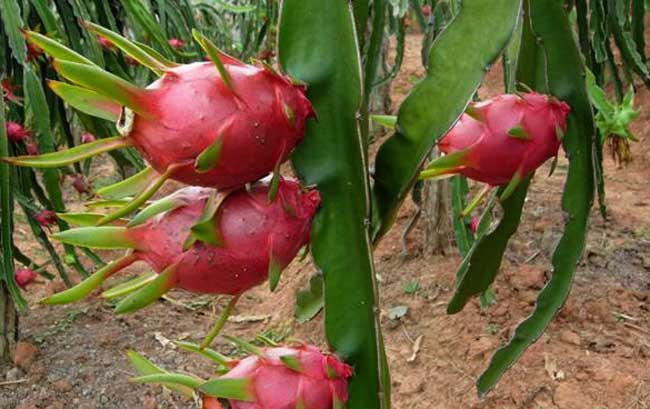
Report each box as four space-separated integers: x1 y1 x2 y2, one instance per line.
200 294 241 350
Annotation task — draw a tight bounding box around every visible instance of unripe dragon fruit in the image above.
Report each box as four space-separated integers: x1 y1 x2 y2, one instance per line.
421 93 570 195
5 26 315 226
130 343 352 409
44 179 320 313
15 268 38 289
5 121 30 142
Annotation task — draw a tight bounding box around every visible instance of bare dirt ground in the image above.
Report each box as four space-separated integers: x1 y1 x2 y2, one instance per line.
1 33 649 409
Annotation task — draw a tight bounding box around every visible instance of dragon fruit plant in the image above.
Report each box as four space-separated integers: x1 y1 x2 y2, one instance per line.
420 92 570 203
128 339 352 409
45 178 319 346
3 23 314 225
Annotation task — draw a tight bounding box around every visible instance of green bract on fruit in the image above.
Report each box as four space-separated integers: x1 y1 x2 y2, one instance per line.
45 179 320 315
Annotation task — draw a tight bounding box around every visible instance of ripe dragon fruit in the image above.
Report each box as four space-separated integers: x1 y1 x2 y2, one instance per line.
44 179 320 315
421 92 570 199
4 25 314 225
130 342 352 409
5 121 31 142
80 132 96 144
167 38 185 49
15 268 38 289
35 210 58 229
97 35 115 50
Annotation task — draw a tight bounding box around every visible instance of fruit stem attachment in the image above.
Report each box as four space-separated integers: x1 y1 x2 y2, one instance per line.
200 294 241 350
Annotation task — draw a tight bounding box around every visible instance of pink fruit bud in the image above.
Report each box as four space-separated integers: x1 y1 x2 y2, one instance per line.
71 174 91 194
35 210 58 228
81 132 96 144
167 38 185 49
98 36 115 50
26 141 39 156
436 92 570 186
5 121 31 142
15 268 37 289
422 5 432 16
213 344 352 409
470 216 480 234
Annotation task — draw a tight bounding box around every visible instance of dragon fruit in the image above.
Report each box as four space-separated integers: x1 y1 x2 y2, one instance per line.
203 344 352 409
98 35 115 50
15 268 38 289
131 342 352 409
35 210 58 229
422 5 432 16
167 38 185 49
7 26 314 193
1 79 22 104
25 141 39 156
81 132 96 144
421 92 570 197
5 121 30 142
44 179 320 314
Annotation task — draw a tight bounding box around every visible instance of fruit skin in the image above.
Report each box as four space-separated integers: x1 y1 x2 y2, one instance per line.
35 210 57 228
438 92 570 186
167 38 185 49
5 121 31 142
214 344 352 409
127 179 320 295
202 397 223 409
26 141 39 156
81 132 96 144
128 61 315 188
15 268 38 289
98 36 115 50
470 216 480 234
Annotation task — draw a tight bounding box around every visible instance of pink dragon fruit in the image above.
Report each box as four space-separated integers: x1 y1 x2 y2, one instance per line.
25 141 39 156
35 210 57 229
470 216 480 234
9 27 314 190
80 132 96 144
167 38 185 49
201 344 352 409
422 93 570 191
97 35 115 50
5 121 31 142
15 268 38 289
44 179 320 312
70 174 91 194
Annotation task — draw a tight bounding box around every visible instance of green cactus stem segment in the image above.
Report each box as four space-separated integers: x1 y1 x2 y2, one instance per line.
198 378 255 401
102 272 157 299
83 21 174 75
1 136 131 168
51 226 137 249
41 253 139 305
51 59 153 118
22 30 96 66
48 81 122 121
370 114 398 129
223 335 263 356
97 164 179 226
96 167 158 200
419 148 472 180
128 196 186 227
114 262 178 314
199 294 241 350
85 199 133 209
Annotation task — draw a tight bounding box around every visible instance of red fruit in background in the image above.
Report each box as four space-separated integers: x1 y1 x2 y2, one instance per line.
71 174 91 194
5 121 31 142
81 132 96 144
26 141 39 155
167 38 185 49
15 268 37 289
98 35 115 50
202 397 223 409
126 60 315 189
422 5 432 16
124 55 140 66
425 92 570 186
1 79 22 104
35 210 58 228
26 43 44 62
470 216 480 234
210 344 352 409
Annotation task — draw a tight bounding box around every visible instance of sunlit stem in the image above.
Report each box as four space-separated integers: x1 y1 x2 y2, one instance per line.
460 185 494 218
